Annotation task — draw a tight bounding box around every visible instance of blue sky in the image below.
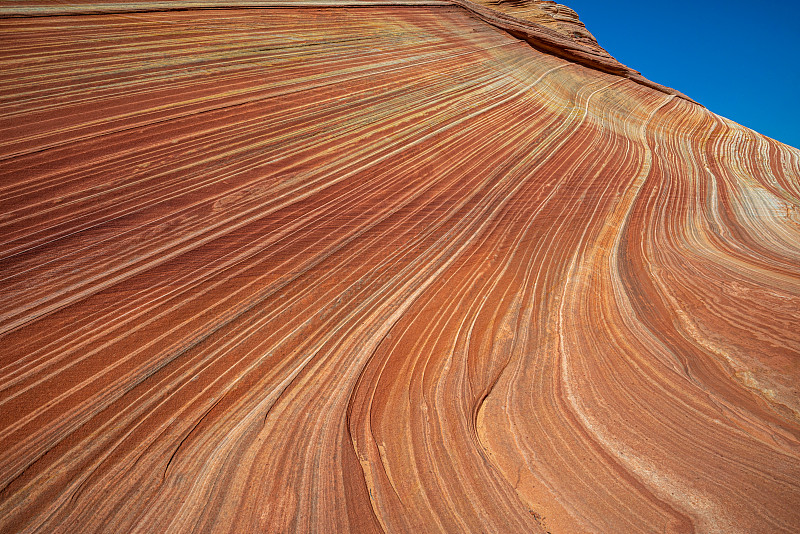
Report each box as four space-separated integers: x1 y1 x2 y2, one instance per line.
563 0 800 149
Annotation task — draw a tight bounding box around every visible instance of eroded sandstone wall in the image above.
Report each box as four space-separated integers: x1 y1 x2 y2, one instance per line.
0 4 798 533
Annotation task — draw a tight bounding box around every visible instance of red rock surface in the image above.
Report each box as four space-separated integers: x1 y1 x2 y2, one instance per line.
1 3 799 533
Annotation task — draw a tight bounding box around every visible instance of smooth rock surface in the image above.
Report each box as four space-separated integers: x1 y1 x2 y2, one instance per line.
0 4 798 533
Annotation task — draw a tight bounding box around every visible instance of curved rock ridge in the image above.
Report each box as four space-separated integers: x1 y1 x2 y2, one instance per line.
0 0 693 102
0 5 799 534
479 0 603 50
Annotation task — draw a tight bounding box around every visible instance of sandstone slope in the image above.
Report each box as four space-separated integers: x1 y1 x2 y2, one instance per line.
0 3 799 533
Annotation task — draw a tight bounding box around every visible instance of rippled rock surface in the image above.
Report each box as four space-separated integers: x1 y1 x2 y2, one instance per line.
1 3 799 533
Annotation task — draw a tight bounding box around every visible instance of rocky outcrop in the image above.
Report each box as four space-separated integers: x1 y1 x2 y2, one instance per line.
0 3 798 534
479 0 603 49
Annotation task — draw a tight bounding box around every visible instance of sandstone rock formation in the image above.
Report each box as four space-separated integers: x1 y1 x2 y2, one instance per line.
0 2 798 533
477 0 603 49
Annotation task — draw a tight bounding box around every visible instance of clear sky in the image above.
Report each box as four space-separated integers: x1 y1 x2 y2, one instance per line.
563 0 800 149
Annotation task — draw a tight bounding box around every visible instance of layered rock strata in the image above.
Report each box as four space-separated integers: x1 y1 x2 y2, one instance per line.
0 0 693 101
0 4 799 534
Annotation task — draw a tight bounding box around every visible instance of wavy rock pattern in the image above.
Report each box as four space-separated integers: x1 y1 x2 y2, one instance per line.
0 0 692 101
1 4 799 534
